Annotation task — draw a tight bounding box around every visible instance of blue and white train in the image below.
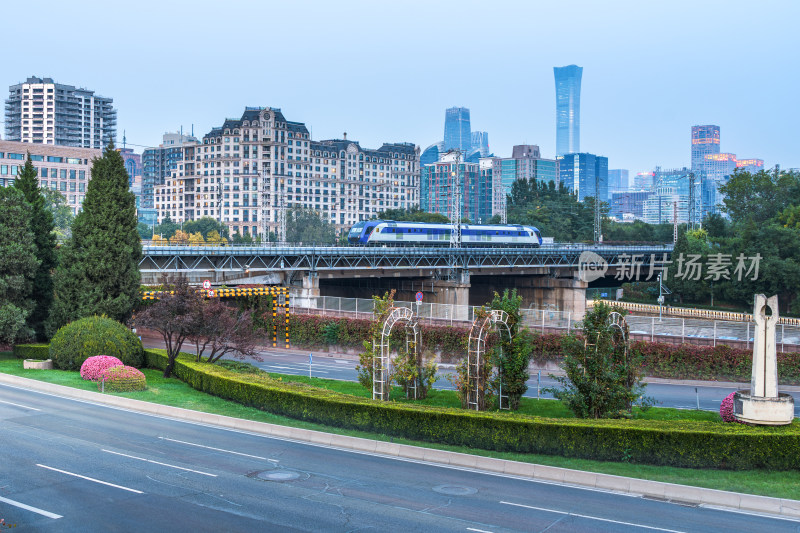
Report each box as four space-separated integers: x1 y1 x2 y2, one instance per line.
347 220 543 247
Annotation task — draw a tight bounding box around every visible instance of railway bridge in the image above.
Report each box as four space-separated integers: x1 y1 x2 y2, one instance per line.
139 243 673 318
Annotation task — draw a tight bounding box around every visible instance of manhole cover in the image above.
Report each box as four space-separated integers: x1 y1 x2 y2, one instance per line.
257 471 301 482
433 484 477 496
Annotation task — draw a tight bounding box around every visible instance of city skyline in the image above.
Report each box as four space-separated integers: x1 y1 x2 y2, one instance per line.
1 0 798 173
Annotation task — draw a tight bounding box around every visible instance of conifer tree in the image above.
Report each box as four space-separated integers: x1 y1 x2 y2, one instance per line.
13 154 57 340
0 187 39 344
52 142 141 327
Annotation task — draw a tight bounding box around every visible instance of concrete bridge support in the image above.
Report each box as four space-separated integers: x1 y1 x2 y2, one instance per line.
470 273 588 319
293 272 320 309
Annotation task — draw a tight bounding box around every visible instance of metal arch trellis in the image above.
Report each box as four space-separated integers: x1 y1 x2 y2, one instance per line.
373 306 420 401
467 309 512 411
583 311 630 373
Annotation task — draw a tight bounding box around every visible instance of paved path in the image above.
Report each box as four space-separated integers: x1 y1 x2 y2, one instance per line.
2 380 799 532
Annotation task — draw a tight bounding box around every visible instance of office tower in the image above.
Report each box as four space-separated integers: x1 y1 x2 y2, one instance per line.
421 142 443 166
610 191 650 220
471 131 489 157
690 125 720 172
5 76 116 148
643 167 699 225
153 107 419 237
735 158 764 174
608 169 629 193
489 145 559 218
0 139 100 214
554 65 582 157
443 107 471 153
634 171 655 191
557 152 608 203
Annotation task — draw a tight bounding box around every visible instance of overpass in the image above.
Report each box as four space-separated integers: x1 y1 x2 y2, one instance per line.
139 243 673 318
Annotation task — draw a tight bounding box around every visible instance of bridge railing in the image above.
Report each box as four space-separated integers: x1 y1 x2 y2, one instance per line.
290 295 800 351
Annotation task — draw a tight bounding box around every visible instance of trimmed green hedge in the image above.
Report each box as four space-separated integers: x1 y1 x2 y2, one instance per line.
144 349 800 470
13 344 50 360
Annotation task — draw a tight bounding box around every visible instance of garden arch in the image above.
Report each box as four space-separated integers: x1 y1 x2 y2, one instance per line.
373 306 420 401
467 309 512 411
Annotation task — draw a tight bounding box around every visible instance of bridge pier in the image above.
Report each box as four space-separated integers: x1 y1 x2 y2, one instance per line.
471 273 588 318
427 272 471 321
294 272 320 309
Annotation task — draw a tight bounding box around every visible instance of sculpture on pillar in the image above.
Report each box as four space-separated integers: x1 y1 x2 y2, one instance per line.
733 294 795 425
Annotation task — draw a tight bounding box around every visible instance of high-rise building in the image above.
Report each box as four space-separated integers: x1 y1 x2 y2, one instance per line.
420 152 492 224
608 169 629 193
471 131 489 157
420 142 443 166
610 191 650 220
557 152 608 203
691 125 720 172
0 139 100 214
735 158 764 174
118 148 141 188
142 132 198 210
554 65 582 157
643 167 700 225
153 107 419 238
634 171 655 191
443 107 471 153
5 76 116 148
489 145 559 218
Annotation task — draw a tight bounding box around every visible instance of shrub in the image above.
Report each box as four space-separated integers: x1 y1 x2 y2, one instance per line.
99 365 147 392
80 355 124 381
144 349 800 470
49 316 144 371
12 343 50 360
719 392 746 424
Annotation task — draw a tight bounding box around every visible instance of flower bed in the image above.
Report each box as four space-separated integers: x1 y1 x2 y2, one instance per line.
100 365 147 392
80 355 124 381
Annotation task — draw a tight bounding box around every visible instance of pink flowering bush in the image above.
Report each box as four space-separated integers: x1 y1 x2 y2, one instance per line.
99 365 147 392
80 355 124 381
719 392 742 423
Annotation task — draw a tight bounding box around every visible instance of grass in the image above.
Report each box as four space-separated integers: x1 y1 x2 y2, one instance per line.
1 352 798 500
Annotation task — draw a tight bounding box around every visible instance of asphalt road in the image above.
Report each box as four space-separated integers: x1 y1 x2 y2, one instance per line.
221 348 800 418
2 383 799 532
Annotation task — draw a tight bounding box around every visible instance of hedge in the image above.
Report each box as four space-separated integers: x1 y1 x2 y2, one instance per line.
49 316 144 371
144 349 800 470
13 344 50 360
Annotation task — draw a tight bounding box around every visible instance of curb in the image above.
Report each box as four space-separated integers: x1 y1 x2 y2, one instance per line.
2 372 799 520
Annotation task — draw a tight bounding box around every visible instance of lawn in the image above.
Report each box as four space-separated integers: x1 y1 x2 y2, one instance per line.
1 353 798 500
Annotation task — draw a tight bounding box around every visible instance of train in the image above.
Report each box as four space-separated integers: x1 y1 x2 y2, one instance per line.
347 220 543 247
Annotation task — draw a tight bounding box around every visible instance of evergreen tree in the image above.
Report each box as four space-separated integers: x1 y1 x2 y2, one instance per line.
52 143 141 327
0 187 39 344
13 154 57 340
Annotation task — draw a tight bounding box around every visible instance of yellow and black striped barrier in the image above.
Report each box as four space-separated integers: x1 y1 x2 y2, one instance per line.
141 286 291 348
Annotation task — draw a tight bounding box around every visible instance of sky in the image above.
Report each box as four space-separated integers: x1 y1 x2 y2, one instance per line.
2 0 798 174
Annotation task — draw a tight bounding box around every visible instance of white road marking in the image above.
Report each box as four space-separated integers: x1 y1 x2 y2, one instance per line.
101 449 217 477
159 437 279 462
0 495 62 519
466 528 494 533
261 364 329 374
0 398 40 411
36 464 144 494
499 501 685 532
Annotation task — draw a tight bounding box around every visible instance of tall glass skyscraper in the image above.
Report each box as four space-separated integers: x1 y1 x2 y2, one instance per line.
554 65 582 157
443 106 471 153
691 125 720 172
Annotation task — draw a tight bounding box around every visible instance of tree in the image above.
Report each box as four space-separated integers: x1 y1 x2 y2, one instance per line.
134 277 203 377
52 142 142 328
720 169 800 226
505 179 596 242
41 187 74 239
187 300 259 364
547 301 647 418
137 221 153 240
286 207 337 244
488 289 533 410
153 215 179 240
182 217 229 240
206 229 228 245
0 187 39 344
375 206 449 223
13 154 57 340
169 229 189 245
188 232 205 246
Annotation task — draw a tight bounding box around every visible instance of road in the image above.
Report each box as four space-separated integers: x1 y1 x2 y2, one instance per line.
2 383 798 532
220 348 800 418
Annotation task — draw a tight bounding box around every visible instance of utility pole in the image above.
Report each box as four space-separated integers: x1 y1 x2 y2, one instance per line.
593 178 601 243
688 172 697 230
449 150 462 248
673 201 678 243
278 189 287 243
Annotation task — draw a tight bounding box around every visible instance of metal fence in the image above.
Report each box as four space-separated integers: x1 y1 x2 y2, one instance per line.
291 296 800 351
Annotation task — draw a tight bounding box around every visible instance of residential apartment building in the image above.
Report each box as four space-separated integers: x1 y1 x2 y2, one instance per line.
153 107 419 238
5 77 116 148
142 132 198 209
0 139 100 213
489 145 559 218
420 152 492 224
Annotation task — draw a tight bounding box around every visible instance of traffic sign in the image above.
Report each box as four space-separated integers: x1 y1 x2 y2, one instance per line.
415 291 423 302
202 279 211 290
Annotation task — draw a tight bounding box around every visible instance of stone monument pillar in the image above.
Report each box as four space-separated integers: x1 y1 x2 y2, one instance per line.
733 294 795 425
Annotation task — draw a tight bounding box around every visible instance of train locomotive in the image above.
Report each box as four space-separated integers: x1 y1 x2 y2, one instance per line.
347 220 543 247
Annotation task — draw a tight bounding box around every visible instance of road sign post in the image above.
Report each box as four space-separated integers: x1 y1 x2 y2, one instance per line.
415 291 423 315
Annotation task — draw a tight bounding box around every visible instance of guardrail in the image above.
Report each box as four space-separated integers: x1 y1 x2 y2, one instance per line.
290 295 800 352
592 299 800 326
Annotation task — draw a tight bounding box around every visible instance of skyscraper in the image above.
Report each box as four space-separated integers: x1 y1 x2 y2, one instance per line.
554 65 582 157
471 131 489 157
691 125 720 172
608 169 629 193
443 106 471 153
557 152 608 203
5 76 116 148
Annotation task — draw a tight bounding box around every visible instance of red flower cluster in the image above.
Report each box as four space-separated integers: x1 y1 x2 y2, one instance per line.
80 355 124 381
